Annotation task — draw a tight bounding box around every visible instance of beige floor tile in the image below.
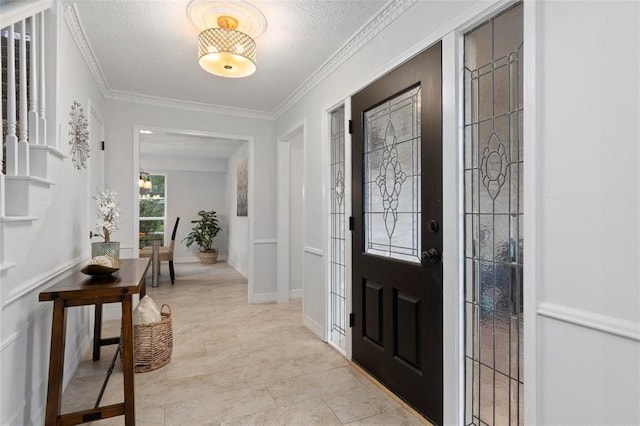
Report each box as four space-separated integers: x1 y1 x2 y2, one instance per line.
322 381 401 423
164 384 276 425
345 406 428 425
268 366 362 407
223 397 342 426
61 262 425 425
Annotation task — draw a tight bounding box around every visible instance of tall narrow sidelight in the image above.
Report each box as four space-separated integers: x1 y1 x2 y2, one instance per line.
329 105 347 351
463 3 524 425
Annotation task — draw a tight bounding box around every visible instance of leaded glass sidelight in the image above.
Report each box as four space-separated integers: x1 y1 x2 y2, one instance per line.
364 86 421 263
329 105 347 351
464 3 524 426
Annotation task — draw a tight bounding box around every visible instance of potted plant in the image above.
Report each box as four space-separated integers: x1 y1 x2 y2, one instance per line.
91 188 121 259
182 210 221 264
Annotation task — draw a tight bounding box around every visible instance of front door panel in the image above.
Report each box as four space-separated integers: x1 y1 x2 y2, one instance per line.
352 42 443 424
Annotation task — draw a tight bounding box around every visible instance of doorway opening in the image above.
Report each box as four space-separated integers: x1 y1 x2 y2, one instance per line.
132 126 254 297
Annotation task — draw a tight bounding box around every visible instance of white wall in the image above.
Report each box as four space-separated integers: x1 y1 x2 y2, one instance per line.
289 135 304 293
276 0 640 424
0 4 104 424
102 100 277 297
143 154 227 174
226 144 249 277
142 169 228 263
533 1 640 423
276 0 479 339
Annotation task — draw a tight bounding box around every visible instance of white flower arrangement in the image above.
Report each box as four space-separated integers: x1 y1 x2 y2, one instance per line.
94 188 120 243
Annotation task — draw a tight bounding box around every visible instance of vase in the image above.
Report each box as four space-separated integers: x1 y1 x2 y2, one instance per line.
92 241 121 260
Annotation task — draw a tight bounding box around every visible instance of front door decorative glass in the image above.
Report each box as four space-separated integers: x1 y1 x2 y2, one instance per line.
364 86 421 263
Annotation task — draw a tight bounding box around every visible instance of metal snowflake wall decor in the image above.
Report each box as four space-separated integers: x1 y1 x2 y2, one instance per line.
68 101 90 170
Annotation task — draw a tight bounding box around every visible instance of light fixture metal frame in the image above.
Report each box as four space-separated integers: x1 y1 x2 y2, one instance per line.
187 0 265 78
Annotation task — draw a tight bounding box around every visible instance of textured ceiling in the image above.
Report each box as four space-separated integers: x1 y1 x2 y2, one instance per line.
75 0 386 113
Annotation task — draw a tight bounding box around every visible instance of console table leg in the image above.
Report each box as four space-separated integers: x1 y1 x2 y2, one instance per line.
44 300 67 425
121 295 136 425
93 302 103 361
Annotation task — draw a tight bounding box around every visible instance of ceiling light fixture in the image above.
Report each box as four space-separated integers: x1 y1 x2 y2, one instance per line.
139 170 152 189
187 0 267 78
199 16 255 77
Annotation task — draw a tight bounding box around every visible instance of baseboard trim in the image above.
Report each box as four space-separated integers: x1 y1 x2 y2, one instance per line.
174 255 227 264
251 292 277 303
290 288 303 299
303 314 325 340
226 258 247 278
538 302 640 342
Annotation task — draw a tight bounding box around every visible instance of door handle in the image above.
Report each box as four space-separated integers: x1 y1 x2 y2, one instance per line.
421 248 440 265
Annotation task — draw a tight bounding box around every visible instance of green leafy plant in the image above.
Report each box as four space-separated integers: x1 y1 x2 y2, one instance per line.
182 210 221 252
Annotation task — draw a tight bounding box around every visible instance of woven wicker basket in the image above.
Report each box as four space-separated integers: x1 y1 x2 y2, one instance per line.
199 250 218 264
133 304 173 373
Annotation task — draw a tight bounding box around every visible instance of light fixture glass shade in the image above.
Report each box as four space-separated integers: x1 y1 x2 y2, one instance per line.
144 180 153 190
198 28 256 78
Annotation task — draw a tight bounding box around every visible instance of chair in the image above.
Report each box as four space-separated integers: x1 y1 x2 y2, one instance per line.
140 217 180 284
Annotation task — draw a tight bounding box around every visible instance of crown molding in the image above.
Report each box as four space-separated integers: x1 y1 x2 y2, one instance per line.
64 1 274 120
63 2 110 97
63 0 416 121
107 90 275 120
272 0 418 118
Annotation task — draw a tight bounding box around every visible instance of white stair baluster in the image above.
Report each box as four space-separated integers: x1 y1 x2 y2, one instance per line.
1 28 3 175
38 12 46 146
18 19 29 176
28 15 39 145
5 24 18 176
1 27 4 218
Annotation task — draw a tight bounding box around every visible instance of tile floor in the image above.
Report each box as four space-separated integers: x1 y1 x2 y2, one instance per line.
62 262 428 425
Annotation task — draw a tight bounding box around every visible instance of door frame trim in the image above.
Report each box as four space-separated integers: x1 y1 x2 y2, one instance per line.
322 98 353 357
441 30 464 426
131 125 256 301
276 120 306 304
87 97 105 258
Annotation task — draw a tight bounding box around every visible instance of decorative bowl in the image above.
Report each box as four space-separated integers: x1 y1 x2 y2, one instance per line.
81 260 122 276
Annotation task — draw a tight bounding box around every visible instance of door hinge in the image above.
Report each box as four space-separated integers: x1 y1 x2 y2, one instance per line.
101 141 105 151
348 216 354 231
349 312 355 328
348 120 353 134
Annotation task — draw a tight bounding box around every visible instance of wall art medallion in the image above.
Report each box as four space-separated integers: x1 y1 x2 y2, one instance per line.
68 101 90 170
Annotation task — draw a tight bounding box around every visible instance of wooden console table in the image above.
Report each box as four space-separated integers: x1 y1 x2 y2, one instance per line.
39 258 150 425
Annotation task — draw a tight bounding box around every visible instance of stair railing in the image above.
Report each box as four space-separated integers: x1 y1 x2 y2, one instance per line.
1 0 52 177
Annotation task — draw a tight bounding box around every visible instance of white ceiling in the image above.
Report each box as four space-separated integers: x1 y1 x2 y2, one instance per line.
75 0 387 114
139 130 245 161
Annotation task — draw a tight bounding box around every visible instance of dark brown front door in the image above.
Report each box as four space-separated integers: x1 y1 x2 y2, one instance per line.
351 41 442 424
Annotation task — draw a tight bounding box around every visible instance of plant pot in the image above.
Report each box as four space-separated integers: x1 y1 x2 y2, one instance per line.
91 241 120 260
199 249 218 264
